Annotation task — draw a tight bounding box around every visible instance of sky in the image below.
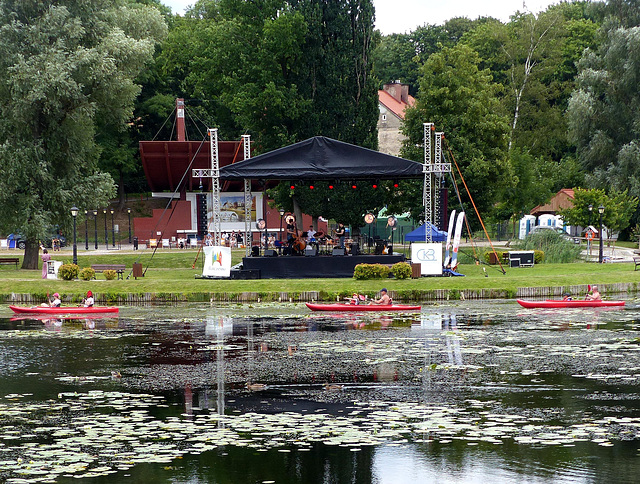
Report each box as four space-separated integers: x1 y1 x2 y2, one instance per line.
161 0 560 35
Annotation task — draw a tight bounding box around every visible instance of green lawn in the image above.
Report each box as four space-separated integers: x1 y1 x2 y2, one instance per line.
2 248 639 303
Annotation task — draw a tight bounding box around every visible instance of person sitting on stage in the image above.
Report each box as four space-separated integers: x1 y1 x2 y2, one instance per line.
335 223 346 248
370 288 391 305
307 225 316 243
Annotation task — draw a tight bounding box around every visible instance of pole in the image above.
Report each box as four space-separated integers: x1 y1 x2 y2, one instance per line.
102 209 107 248
127 208 132 244
279 212 284 254
71 207 78 265
110 209 115 247
599 207 604 263
84 210 88 250
93 210 98 249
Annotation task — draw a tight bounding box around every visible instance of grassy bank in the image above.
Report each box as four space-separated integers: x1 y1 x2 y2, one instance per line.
1 248 639 304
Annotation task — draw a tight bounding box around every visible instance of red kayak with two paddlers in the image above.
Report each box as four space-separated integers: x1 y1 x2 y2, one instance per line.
516 299 625 309
9 305 119 315
305 303 421 312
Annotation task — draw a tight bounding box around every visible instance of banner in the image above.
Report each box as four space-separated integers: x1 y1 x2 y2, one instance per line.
202 246 232 278
411 243 442 276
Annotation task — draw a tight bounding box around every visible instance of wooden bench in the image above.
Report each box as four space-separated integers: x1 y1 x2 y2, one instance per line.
634 257 640 271
0 257 19 269
91 264 126 280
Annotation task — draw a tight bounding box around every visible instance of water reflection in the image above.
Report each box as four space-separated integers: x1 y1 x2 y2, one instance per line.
1 300 640 483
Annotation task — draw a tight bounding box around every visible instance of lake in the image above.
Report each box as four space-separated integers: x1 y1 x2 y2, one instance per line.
1 300 639 483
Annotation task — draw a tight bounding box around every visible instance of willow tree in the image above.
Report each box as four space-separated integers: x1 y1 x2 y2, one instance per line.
0 0 167 268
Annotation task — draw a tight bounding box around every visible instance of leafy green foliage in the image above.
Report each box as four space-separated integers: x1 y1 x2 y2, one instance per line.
513 231 581 263
353 263 391 280
391 262 412 279
79 267 96 281
0 0 166 268
58 264 80 281
104 269 118 280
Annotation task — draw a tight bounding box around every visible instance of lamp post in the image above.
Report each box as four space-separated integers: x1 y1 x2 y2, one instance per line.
84 210 88 250
278 208 285 254
127 208 132 244
70 206 78 265
588 204 593 258
598 205 605 263
93 210 98 249
103 209 108 248
110 208 115 247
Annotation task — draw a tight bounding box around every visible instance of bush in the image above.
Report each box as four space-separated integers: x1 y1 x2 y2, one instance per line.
392 262 412 279
103 269 117 280
58 264 79 281
79 267 95 281
512 231 581 263
353 263 390 280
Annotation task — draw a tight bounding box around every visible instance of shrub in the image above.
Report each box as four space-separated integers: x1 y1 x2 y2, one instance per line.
79 267 95 281
104 269 117 280
353 263 390 280
392 262 412 279
513 231 581 263
58 264 79 281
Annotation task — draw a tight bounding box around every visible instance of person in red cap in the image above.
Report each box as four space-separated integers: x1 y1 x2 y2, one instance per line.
82 290 94 307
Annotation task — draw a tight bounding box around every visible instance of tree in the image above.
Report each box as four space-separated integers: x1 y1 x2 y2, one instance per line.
0 0 167 268
567 24 640 202
399 44 512 226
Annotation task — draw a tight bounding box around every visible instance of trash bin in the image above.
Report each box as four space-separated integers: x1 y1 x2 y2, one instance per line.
133 237 138 250
132 262 143 279
411 263 422 279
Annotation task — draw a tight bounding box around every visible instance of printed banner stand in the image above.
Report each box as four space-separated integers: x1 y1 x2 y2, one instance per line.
202 246 232 278
46 260 62 280
411 243 443 276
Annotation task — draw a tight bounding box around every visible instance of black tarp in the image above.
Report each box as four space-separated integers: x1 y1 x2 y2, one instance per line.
219 136 424 180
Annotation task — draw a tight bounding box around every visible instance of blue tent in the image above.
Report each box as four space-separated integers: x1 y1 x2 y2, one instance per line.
404 223 447 242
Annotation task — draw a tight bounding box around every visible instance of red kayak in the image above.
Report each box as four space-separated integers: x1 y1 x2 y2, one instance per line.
9 305 119 315
516 299 625 309
306 303 421 312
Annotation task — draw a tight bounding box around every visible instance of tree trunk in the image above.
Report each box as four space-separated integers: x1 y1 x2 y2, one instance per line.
22 240 40 270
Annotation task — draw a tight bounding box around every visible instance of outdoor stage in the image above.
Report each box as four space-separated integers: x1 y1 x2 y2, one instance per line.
236 253 405 279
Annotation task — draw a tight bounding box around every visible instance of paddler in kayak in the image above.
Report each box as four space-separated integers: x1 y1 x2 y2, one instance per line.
585 285 601 301
82 290 94 307
369 288 391 305
41 292 61 308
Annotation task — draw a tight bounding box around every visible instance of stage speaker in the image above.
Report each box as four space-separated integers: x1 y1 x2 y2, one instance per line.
304 247 317 256
251 246 260 257
332 248 345 256
264 249 278 257
349 243 360 256
196 193 208 237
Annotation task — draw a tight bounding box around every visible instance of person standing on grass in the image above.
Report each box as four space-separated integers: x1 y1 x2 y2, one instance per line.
41 249 50 279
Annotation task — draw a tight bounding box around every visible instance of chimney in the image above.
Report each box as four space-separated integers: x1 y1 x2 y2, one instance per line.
176 98 185 141
383 81 408 104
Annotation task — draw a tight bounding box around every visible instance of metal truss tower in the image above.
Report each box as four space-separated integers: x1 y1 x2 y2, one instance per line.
242 135 252 257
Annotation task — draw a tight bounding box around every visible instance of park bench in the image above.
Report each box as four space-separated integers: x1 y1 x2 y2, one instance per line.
634 257 640 271
0 257 19 269
91 264 126 280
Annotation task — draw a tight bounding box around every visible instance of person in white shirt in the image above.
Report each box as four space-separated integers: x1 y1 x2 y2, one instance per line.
83 290 94 307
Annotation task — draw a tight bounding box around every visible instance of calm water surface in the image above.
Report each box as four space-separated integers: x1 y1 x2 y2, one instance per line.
1 300 640 483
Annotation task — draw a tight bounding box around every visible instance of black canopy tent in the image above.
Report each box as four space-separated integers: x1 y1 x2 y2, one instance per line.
219 136 424 181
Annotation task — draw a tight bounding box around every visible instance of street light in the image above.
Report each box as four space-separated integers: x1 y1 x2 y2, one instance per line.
110 208 115 248
103 209 108 248
278 208 285 254
70 206 78 265
588 204 593 258
598 205 605 264
84 210 88 250
127 208 132 244
93 209 98 249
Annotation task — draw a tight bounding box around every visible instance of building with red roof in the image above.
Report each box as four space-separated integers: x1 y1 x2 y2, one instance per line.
377 82 416 156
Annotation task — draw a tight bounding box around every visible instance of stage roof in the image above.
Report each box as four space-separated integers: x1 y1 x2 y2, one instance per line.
219 136 424 181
